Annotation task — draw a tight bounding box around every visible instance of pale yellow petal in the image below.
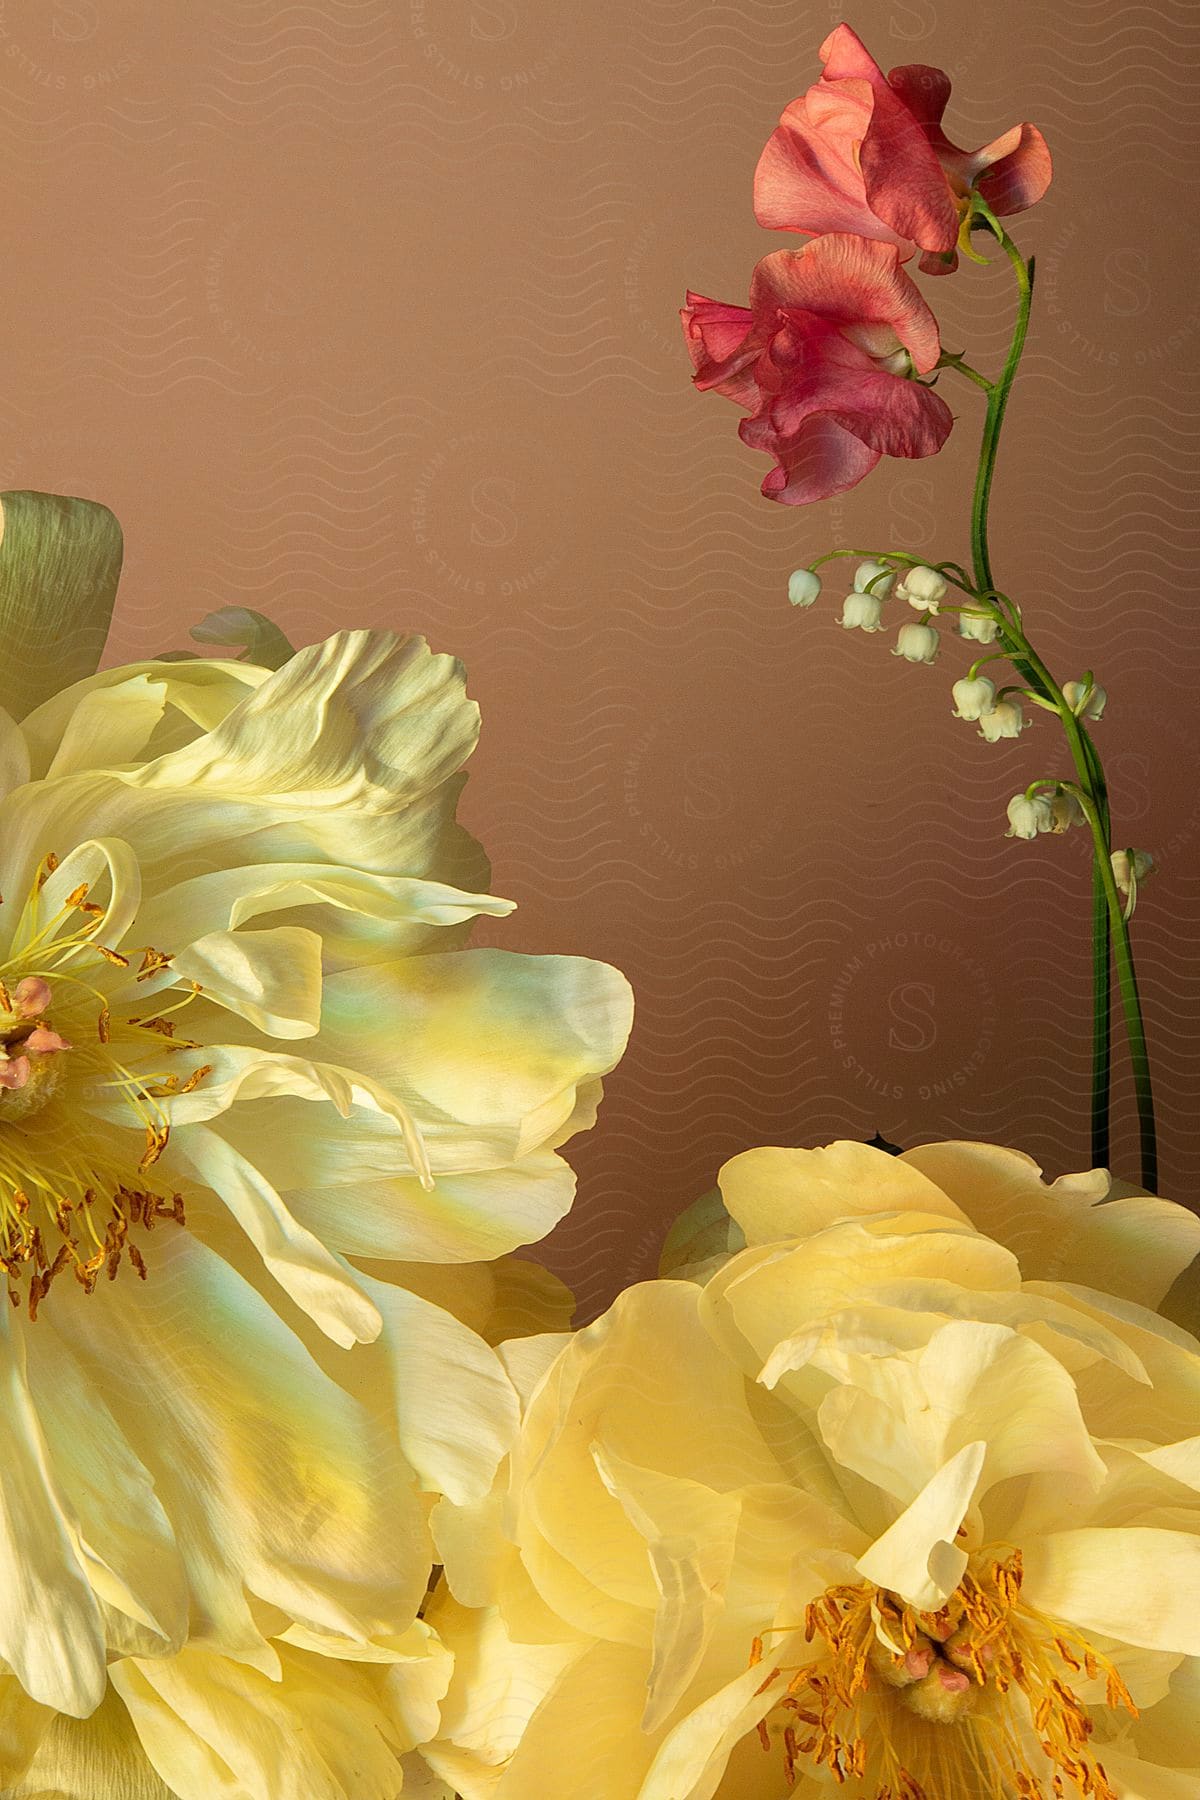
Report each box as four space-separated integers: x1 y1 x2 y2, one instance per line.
718 1141 969 1246
855 1440 986 1609
170 926 324 1038
1021 1527 1200 1653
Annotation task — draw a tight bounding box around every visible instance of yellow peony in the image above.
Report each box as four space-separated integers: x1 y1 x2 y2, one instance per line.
0 629 632 1732
421 1141 1200 1800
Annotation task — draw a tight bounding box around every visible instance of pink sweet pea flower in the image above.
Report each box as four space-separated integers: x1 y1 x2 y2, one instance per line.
754 23 1052 274
681 233 953 505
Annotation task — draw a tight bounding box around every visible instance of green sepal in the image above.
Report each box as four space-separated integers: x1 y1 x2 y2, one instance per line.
164 605 296 669
0 490 123 718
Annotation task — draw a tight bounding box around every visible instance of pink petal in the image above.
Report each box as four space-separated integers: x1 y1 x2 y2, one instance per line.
750 412 881 506
13 977 51 1018
754 83 901 245
971 123 1053 216
750 238 943 373
680 293 760 408
0 1056 30 1091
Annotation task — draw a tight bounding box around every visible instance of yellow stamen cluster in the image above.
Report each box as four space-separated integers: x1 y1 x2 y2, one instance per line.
750 1549 1138 1799
0 855 209 1318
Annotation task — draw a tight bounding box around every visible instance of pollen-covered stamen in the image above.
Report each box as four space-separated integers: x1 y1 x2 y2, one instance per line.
0 860 208 1316
750 1550 1138 1800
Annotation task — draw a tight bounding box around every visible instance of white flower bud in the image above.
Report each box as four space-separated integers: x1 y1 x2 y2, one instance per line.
959 612 1000 644
1006 793 1054 839
978 699 1024 741
892 621 939 664
853 559 894 598
896 565 948 612
1111 848 1156 895
840 592 885 632
1049 791 1086 833
1062 678 1107 720
788 569 821 608
951 675 997 720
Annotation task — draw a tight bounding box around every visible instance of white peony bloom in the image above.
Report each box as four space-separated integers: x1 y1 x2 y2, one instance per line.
892 622 939 664
895 565 948 612
1006 791 1055 837
840 592 885 633
978 698 1025 741
950 675 997 720
0 630 633 1728
787 569 821 607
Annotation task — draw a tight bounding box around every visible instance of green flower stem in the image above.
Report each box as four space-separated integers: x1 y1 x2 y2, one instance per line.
967 204 1155 1186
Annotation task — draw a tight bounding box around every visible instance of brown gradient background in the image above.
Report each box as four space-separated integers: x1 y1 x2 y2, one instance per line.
1 0 1196 1321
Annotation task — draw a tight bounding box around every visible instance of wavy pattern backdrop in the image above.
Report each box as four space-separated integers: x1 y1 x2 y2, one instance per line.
0 0 1196 1319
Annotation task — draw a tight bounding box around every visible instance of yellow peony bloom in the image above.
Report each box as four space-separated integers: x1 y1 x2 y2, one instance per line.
0 629 632 1730
422 1141 1200 1800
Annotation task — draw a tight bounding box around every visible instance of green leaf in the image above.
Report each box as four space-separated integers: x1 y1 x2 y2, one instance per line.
177 605 295 669
0 490 123 718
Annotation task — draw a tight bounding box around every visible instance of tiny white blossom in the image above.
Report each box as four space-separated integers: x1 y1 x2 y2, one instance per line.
788 569 821 608
896 565 948 612
840 592 885 632
1006 792 1055 839
1049 791 1086 833
959 611 1001 644
1111 847 1156 895
951 675 997 720
1062 678 1107 720
892 621 939 664
853 559 895 597
978 699 1025 741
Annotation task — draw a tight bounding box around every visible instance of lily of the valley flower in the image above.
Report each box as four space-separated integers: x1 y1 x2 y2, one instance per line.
1049 790 1087 833
1112 847 1156 901
0 630 633 1728
896 564 948 611
419 1140 1200 1800
753 24 1052 276
950 674 996 720
958 610 1001 644
681 235 954 505
853 559 894 597
1063 678 1108 721
788 568 822 607
978 696 1025 740
1006 790 1054 836
840 592 886 632
893 620 939 663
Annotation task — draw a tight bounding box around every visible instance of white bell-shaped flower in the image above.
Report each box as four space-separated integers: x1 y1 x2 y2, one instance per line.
978 698 1025 741
840 592 886 632
896 565 948 612
788 569 821 608
959 611 1001 644
1049 791 1086 833
852 559 895 598
1111 847 1156 895
1062 678 1107 720
1006 792 1055 839
892 621 939 664
951 675 997 720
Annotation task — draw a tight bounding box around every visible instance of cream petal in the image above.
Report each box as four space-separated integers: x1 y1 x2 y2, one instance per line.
1021 1527 1200 1654
637 1636 807 1800
481 1640 656 1799
15 836 142 962
170 926 324 1038
124 631 478 812
1063 1198 1200 1313
0 1310 107 1716
0 705 31 802
6 1680 177 1800
25 1319 188 1657
341 1272 519 1505
315 948 633 1164
718 1141 969 1245
47 1226 428 1660
590 1444 741 1733
855 1440 986 1609
0 1671 52 1791
168 1121 383 1347
37 674 169 780
112 1644 406 1800
1098 1747 1200 1800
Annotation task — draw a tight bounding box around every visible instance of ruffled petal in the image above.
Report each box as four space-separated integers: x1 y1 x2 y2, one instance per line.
750 239 943 372
855 1440 986 1609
